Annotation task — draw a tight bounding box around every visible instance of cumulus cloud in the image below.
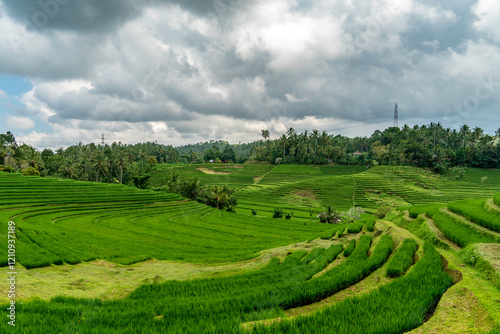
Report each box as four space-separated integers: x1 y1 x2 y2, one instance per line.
1 0 499 148
6 115 35 130
473 0 500 42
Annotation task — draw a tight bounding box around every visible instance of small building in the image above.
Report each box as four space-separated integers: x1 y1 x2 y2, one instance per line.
353 151 363 156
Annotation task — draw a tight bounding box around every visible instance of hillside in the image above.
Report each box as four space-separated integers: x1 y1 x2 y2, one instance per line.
1 166 499 333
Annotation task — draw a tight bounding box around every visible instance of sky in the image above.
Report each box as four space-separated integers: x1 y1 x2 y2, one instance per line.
0 0 499 149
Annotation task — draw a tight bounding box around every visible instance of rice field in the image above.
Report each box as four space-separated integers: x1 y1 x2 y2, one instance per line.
1 165 499 333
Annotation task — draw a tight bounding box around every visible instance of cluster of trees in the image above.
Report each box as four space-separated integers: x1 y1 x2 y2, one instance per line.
161 173 238 211
254 124 500 172
0 133 247 186
177 140 253 163
1 133 172 188
2 122 499 188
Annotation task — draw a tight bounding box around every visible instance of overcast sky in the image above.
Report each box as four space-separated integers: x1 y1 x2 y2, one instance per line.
0 0 499 149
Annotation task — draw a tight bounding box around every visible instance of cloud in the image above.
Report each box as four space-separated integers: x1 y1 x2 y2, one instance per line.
1 0 500 149
0 89 7 99
6 115 35 130
473 0 500 42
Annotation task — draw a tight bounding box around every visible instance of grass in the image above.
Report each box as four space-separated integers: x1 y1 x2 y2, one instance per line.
448 199 500 233
386 238 418 277
1 165 500 333
0 173 333 269
251 243 452 334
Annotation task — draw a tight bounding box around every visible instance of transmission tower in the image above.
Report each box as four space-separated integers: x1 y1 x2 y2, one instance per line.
101 134 106 145
393 103 398 127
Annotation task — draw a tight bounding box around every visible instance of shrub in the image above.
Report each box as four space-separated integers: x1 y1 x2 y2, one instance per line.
318 206 340 223
251 209 257 216
0 165 15 173
273 207 284 218
21 166 40 176
285 212 293 219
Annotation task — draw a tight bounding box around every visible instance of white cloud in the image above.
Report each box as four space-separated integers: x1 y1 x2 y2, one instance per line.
445 40 500 79
473 0 500 42
2 0 500 147
0 89 7 99
6 116 35 130
232 0 343 72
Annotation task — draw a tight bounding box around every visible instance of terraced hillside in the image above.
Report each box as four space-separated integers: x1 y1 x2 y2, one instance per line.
152 164 499 217
0 173 331 269
1 167 499 333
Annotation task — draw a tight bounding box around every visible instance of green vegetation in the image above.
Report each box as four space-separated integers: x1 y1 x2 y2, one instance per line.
252 243 452 334
343 239 356 257
1 140 499 333
386 238 418 277
0 238 398 333
364 216 376 231
448 199 500 233
424 208 498 247
0 173 331 269
346 221 364 234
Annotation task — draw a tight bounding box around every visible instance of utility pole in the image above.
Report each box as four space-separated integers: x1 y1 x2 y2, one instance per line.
101 134 106 145
393 103 399 127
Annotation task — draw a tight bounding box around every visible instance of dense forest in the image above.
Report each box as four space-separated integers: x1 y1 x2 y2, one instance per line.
1 123 499 187
254 124 500 171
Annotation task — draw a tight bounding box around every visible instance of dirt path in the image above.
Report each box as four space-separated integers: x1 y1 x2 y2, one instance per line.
441 207 500 239
253 165 277 184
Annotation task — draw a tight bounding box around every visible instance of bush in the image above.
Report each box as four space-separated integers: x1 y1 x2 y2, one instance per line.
21 166 40 176
285 212 293 219
273 208 284 218
0 165 15 173
251 209 257 216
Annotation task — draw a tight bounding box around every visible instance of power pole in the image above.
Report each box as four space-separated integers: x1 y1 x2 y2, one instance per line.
101 134 106 145
393 103 399 127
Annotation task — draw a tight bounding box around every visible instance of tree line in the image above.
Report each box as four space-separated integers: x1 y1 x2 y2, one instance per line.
254 124 500 173
1 123 499 186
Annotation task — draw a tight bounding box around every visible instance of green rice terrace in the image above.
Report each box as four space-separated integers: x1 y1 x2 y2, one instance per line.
1 165 500 333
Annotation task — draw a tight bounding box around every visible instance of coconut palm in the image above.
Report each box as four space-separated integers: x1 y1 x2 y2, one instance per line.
318 206 340 224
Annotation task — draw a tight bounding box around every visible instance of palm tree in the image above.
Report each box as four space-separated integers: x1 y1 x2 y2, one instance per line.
318 206 340 224
92 150 109 182
60 157 77 179
280 134 287 159
113 147 128 184
261 129 270 141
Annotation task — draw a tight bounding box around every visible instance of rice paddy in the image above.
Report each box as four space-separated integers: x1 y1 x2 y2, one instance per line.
1 164 499 333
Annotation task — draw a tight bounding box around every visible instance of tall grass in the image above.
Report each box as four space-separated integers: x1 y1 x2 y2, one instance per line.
386 238 418 277
448 199 500 233
251 243 452 334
